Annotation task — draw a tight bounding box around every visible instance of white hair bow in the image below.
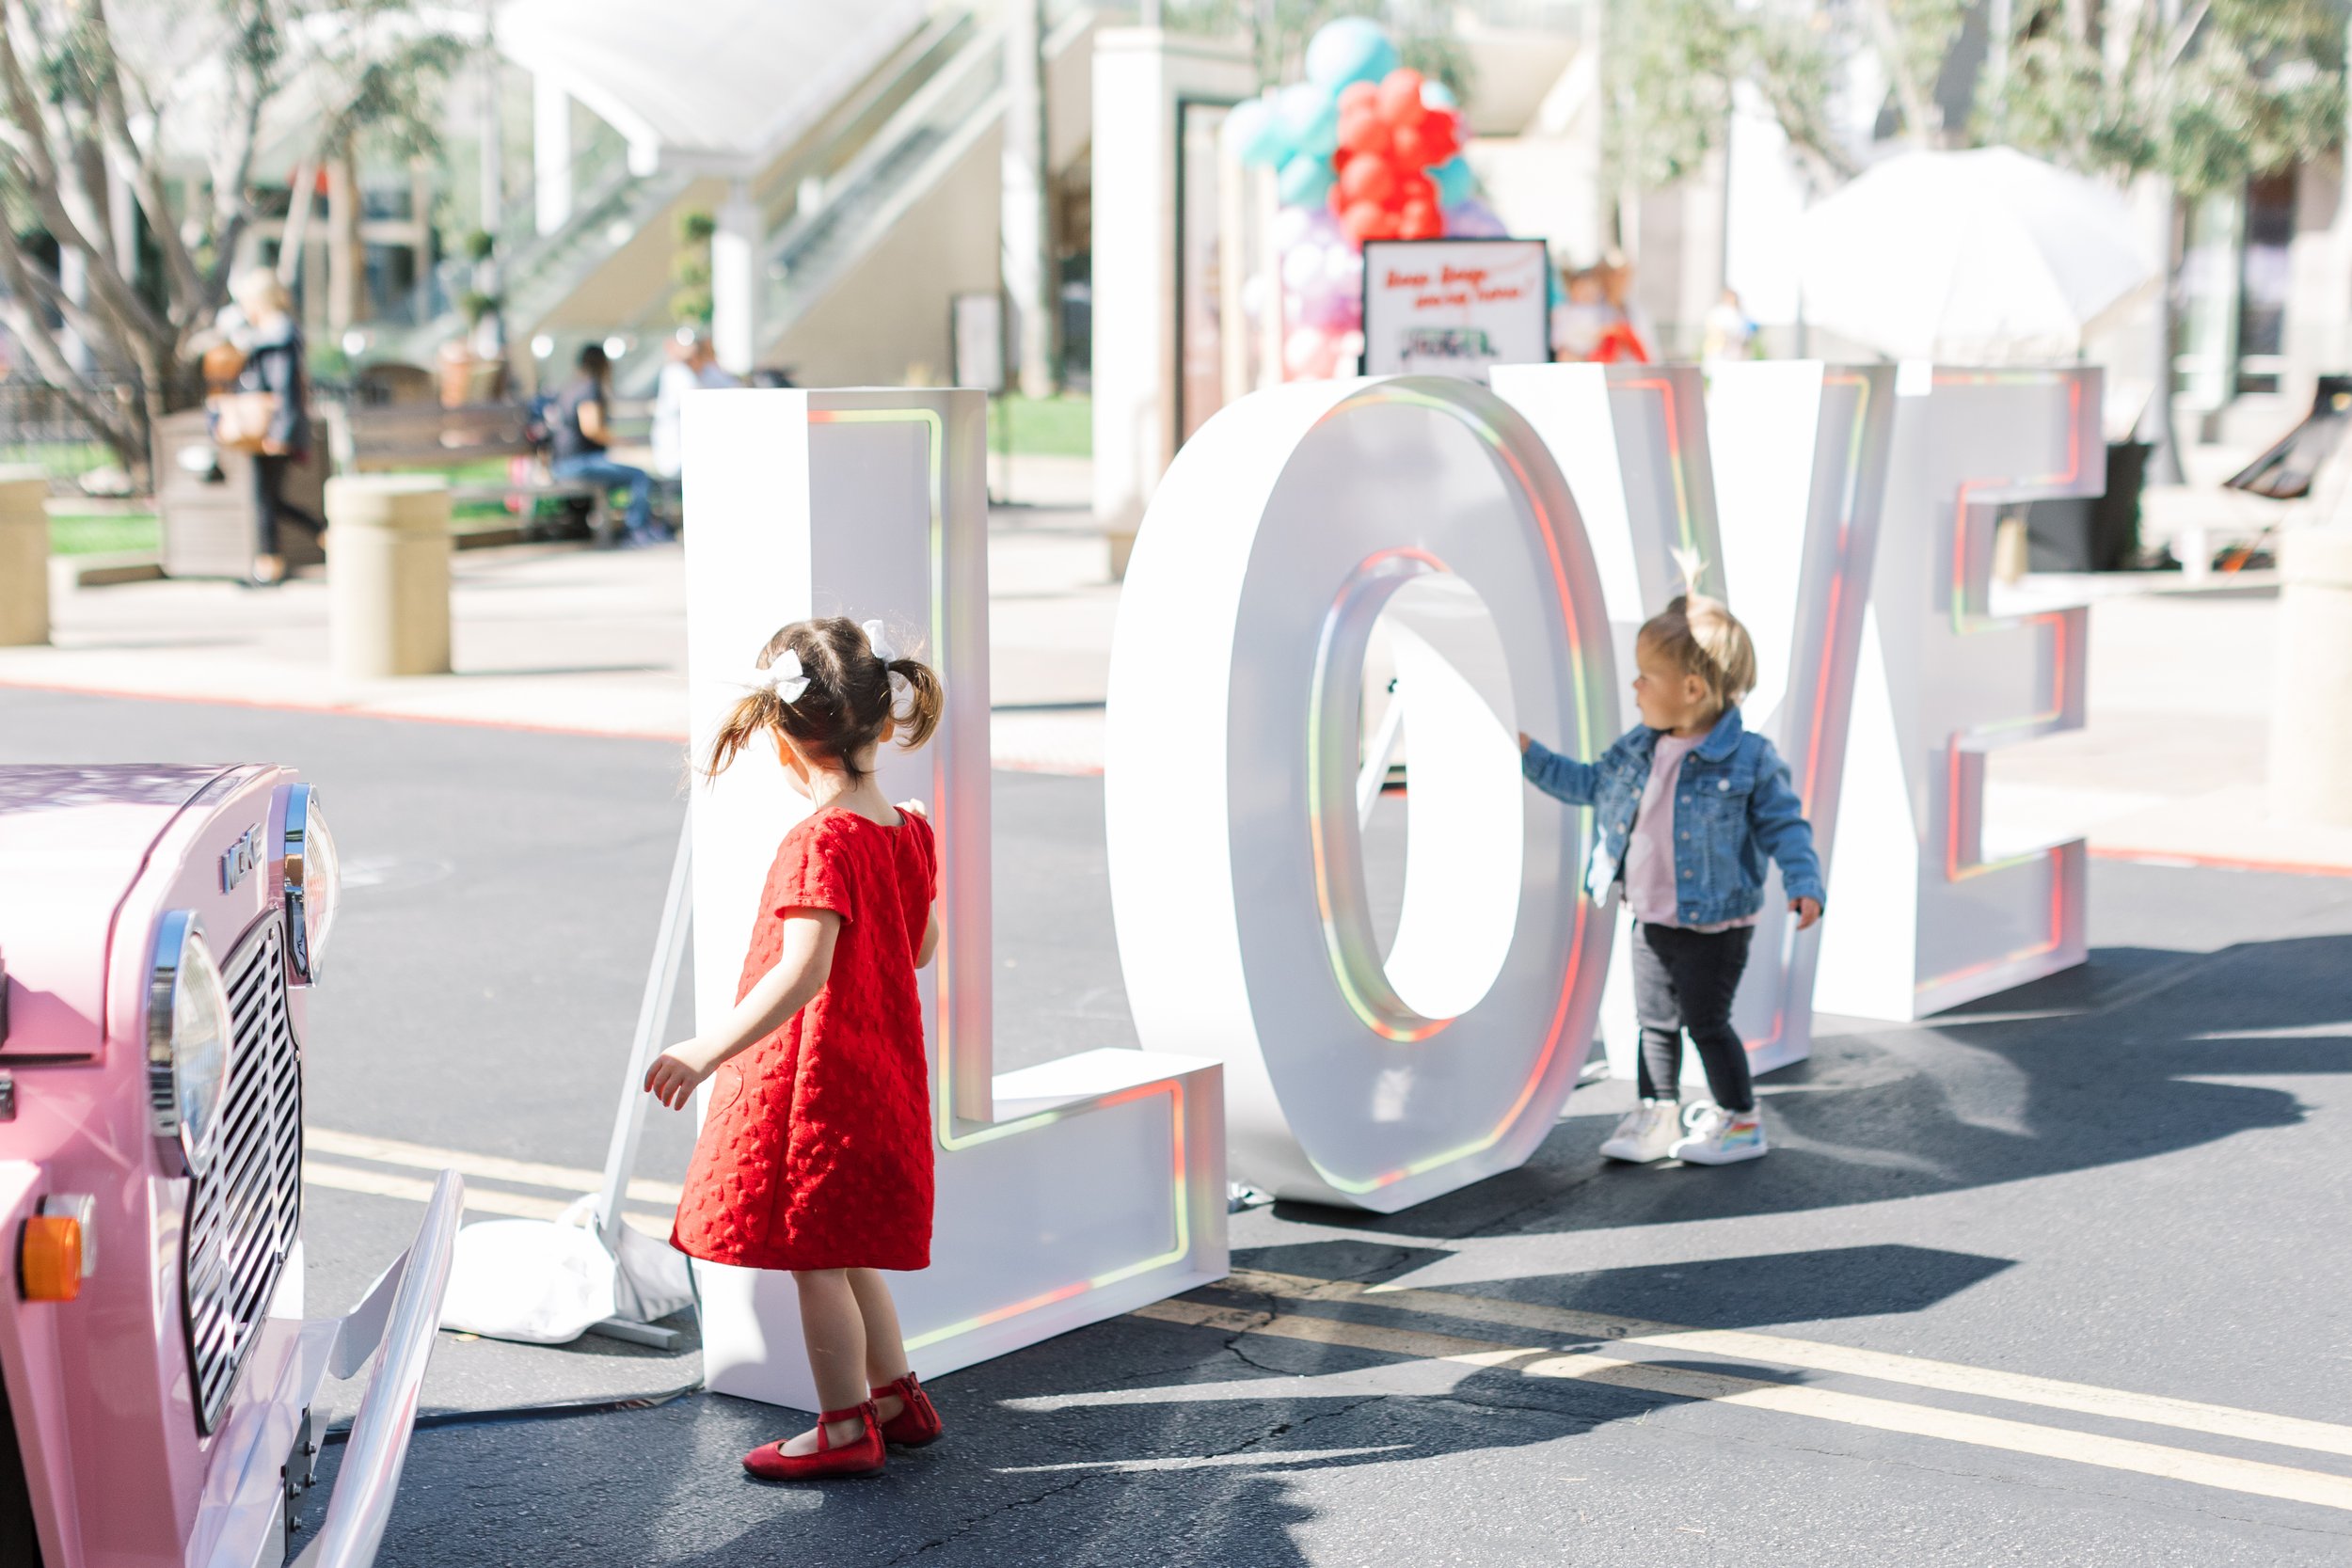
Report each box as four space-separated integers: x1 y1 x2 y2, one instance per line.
863 619 915 721
739 647 810 703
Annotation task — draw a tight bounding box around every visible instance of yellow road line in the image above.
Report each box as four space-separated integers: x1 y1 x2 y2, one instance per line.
307 1128 686 1206
1136 1298 2352 1513
1228 1268 2352 1462
302 1159 671 1235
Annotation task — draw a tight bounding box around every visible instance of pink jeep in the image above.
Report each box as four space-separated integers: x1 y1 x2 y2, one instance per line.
0 764 460 1568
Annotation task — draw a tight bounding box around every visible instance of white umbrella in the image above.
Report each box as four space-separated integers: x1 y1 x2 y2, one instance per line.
1795 147 2158 364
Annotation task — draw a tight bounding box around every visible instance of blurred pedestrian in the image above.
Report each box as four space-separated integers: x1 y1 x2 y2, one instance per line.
1593 252 1651 364
549 342 661 544
652 329 740 479
221 268 322 587
1702 288 1759 363
1550 266 1611 362
1518 556 1823 1166
647 617 950 1481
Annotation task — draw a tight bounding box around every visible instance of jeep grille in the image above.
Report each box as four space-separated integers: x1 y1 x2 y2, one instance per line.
182 914 304 1434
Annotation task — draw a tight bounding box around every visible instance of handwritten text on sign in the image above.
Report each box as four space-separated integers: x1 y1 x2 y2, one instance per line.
1361 239 1551 383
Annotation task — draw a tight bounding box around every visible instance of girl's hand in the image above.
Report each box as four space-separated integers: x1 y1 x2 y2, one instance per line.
1789 895 1822 931
644 1045 712 1110
896 798 928 820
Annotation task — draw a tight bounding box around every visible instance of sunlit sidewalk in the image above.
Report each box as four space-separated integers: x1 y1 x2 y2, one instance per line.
5 503 1120 771
8 505 2345 870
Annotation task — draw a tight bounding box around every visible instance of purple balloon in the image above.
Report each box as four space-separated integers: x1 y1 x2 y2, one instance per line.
1442 198 1508 238
1296 274 1359 332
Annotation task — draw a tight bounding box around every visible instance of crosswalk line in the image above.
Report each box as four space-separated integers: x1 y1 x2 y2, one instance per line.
303 1159 670 1235
307 1127 685 1206
1227 1268 2352 1462
1134 1298 2352 1513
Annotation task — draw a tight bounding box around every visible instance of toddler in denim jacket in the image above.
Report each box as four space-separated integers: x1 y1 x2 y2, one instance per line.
1518 578 1823 1165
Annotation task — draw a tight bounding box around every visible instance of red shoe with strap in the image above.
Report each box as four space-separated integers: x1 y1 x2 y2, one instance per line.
877 1372 944 1448
742 1402 886 1481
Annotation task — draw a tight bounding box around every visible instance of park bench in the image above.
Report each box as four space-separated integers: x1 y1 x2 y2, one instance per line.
329 402 614 544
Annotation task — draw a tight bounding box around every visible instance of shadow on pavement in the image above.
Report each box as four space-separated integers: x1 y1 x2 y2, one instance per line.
1264 934 2352 1243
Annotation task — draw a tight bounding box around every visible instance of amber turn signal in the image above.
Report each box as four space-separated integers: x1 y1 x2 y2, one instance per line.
20 1214 82 1301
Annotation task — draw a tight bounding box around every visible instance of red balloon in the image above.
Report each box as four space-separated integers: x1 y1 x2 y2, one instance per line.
1341 198 1386 244
1338 107 1391 160
1395 170 1437 210
1338 81 1379 116
1327 182 1350 217
1376 69 1424 122
1391 122 1432 169
1416 112 1460 166
1338 154 1397 207
1399 201 1442 241
1364 208 1405 242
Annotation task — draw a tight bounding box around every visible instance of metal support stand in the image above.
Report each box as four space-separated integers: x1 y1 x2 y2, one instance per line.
584 816 694 1349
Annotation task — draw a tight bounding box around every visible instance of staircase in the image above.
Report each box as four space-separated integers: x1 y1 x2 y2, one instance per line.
751 6 1094 364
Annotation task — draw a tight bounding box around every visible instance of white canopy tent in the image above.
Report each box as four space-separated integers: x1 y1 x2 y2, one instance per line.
1795 147 2159 365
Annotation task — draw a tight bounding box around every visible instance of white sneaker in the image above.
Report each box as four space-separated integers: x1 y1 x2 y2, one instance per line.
1598 1099 1683 1163
1671 1101 1768 1164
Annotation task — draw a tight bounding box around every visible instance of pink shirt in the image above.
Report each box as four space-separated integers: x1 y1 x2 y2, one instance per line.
1624 732 1757 931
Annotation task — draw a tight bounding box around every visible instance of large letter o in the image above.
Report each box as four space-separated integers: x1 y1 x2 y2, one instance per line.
1106 377 1618 1212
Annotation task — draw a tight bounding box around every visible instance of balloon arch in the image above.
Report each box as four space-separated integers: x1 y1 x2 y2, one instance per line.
1220 19 1513 381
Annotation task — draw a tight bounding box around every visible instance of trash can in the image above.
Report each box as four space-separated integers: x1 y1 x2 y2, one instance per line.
327 474 451 678
0 466 47 645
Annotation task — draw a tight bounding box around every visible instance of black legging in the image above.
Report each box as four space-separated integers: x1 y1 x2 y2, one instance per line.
251 453 324 558
1630 921 1756 1112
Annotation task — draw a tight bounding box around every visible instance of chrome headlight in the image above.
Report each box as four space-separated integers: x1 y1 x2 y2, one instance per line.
280 784 340 985
147 911 233 1175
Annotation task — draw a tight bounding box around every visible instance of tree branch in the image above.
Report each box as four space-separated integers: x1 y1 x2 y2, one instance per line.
83 0 207 313
0 218 137 453
1863 0 1939 145
0 0 171 343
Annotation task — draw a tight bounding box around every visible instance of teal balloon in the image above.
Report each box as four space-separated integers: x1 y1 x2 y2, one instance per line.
1277 81 1338 157
1278 152 1335 207
1420 81 1459 112
1432 155 1475 206
1223 96 1285 166
1306 18 1399 90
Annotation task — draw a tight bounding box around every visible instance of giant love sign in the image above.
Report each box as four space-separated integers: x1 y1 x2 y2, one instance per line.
677 369 2101 1404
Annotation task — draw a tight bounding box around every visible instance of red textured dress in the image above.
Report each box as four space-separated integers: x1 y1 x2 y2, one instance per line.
672 807 937 1273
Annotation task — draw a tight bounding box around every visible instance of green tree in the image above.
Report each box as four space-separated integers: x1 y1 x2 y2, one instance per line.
1986 0 2344 199
0 0 463 483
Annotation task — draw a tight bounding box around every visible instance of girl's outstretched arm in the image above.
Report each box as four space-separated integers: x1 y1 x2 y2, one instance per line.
916 907 940 969
1518 732 1600 805
644 910 842 1109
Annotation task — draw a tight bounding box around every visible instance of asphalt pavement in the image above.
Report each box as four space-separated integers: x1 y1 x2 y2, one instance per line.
6 687 2349 1566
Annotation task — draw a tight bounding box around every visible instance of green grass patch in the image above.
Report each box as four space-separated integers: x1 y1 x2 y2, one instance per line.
988 393 1090 458
50 512 159 556
3 441 116 478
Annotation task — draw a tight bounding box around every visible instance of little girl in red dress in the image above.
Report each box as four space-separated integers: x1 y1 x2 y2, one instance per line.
645 615 947 1481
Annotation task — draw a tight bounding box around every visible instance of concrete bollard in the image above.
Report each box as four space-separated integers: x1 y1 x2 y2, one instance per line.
327 474 452 678
2270 525 2352 827
0 466 49 646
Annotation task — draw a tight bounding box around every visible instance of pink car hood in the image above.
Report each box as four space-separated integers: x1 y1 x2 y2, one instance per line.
0 764 243 1059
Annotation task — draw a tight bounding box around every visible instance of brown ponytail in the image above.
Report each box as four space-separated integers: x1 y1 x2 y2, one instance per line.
699 616 946 782
886 657 945 749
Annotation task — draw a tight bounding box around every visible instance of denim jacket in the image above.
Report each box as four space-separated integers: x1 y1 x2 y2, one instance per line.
1521 706 1825 926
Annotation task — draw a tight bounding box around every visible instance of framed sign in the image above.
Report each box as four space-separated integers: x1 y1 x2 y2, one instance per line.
1360 238 1550 382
